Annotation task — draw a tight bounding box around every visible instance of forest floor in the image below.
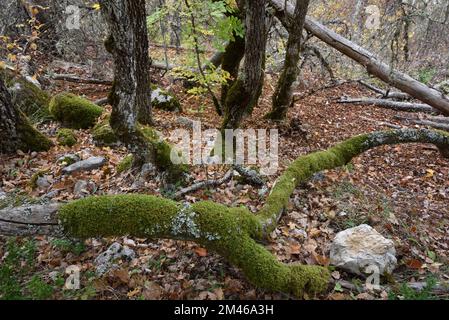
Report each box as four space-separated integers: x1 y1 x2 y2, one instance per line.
0 57 448 300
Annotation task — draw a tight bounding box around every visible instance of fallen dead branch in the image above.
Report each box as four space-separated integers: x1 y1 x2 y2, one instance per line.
358 80 411 100
395 115 449 131
50 74 113 85
337 97 438 114
173 169 233 199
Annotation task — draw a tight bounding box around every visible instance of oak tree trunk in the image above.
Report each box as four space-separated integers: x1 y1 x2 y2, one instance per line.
220 0 246 106
267 0 310 121
100 0 155 165
223 0 268 129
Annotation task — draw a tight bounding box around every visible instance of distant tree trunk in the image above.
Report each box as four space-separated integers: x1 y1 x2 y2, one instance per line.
351 0 367 43
170 3 182 50
266 0 310 121
100 0 155 165
220 0 246 106
222 0 268 129
0 75 52 154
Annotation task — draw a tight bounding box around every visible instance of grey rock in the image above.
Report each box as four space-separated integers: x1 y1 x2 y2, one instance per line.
258 186 269 197
62 156 106 175
74 180 96 197
330 224 397 276
57 154 80 165
177 116 195 129
49 271 60 281
36 176 50 189
42 190 60 199
94 242 136 276
74 180 88 196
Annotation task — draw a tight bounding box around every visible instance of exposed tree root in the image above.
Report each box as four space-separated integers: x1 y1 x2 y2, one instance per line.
1 129 449 297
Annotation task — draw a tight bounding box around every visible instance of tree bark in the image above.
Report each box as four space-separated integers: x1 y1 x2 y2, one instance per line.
266 0 310 121
268 0 449 116
223 0 268 129
220 0 246 106
100 0 155 165
0 75 52 154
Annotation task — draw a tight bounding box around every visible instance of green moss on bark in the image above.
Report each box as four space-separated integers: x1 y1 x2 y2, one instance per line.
49 93 103 129
92 116 118 146
16 115 53 152
58 194 329 297
56 129 77 147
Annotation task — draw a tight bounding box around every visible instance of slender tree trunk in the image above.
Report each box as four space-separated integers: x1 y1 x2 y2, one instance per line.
220 36 245 107
0 75 52 154
100 0 155 165
223 0 268 129
266 0 310 121
220 0 246 106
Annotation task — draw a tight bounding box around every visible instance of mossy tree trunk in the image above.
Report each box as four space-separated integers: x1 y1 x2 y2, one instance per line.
100 0 155 165
3 129 449 297
266 0 310 121
220 0 246 106
222 0 269 129
0 75 52 154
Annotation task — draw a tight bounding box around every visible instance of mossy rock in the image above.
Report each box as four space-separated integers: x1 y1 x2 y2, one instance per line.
1 69 52 123
92 117 118 146
151 85 181 112
57 129 77 147
29 169 50 189
49 93 103 129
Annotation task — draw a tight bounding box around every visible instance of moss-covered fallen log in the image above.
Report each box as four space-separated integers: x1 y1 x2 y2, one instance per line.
1 129 449 297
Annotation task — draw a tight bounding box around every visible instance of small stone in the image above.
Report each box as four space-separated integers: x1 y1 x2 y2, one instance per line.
177 116 195 129
57 154 80 165
338 211 348 217
73 180 88 196
62 156 106 175
330 224 397 276
31 151 38 158
94 242 136 276
258 186 269 197
49 271 60 281
42 190 60 199
123 238 136 247
36 176 50 189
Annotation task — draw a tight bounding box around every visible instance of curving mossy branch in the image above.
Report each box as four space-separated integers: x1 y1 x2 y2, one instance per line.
2 129 449 297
